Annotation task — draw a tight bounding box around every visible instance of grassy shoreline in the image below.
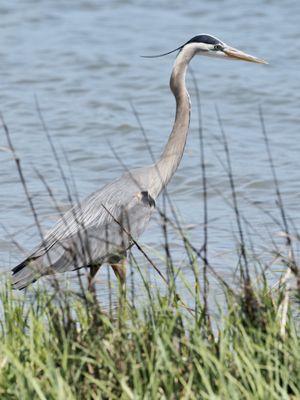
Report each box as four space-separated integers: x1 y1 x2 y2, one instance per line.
0 273 299 399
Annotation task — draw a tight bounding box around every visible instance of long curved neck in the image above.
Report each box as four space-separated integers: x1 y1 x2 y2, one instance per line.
151 46 195 197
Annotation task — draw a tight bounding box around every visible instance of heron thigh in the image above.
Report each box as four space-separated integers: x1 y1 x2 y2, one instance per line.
110 259 126 284
90 263 101 278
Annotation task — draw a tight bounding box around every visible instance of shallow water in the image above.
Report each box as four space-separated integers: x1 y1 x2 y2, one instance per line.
0 0 300 303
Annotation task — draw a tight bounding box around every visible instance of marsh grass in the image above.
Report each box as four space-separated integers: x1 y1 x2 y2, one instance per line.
0 273 299 399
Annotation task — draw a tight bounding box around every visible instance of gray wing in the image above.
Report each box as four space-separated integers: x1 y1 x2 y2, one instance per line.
12 171 155 289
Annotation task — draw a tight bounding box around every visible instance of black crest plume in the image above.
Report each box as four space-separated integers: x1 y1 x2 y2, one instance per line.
141 34 221 58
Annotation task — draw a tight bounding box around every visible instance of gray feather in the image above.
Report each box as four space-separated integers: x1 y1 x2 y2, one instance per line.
12 168 156 289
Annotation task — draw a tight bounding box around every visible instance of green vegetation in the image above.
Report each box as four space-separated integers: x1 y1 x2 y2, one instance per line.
0 272 299 399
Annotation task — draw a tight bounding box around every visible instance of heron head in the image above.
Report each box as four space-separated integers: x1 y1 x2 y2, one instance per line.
143 34 267 64
185 34 267 64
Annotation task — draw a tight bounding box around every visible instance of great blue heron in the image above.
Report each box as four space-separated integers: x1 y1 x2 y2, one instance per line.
11 34 266 290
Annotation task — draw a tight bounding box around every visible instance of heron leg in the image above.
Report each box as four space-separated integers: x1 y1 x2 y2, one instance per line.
88 263 101 293
111 259 126 285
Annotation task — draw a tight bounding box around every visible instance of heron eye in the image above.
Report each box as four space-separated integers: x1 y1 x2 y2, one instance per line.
214 44 223 51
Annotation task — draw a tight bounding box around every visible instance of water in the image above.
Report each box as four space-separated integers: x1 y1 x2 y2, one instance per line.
0 0 300 303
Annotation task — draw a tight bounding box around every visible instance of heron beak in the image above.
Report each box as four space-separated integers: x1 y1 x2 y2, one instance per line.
223 46 268 64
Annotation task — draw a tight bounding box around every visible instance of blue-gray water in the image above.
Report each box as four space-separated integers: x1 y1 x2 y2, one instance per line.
0 0 299 302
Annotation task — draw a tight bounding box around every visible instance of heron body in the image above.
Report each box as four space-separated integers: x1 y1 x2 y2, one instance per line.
11 34 266 289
